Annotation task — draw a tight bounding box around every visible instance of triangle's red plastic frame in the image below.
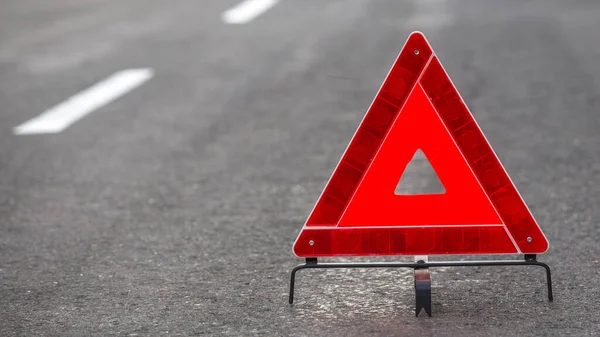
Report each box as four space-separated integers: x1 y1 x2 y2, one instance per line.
293 31 549 257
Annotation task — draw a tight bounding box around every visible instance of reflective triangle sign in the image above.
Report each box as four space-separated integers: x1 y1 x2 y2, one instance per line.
293 31 549 257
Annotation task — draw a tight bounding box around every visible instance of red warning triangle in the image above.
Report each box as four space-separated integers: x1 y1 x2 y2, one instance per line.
293 31 549 257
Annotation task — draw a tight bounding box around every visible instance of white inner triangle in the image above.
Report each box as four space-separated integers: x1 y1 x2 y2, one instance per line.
394 149 446 195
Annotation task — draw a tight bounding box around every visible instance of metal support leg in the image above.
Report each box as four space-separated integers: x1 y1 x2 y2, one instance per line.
288 256 553 310
289 258 317 304
524 254 553 301
414 268 432 317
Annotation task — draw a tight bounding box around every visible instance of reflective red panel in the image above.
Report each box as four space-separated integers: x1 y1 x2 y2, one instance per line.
294 31 549 257
294 227 517 257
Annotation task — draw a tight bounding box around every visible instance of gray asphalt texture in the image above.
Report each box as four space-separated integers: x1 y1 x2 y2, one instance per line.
1 0 600 336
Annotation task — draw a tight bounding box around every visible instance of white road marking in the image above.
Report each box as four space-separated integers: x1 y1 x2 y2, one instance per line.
14 68 154 135
221 0 279 24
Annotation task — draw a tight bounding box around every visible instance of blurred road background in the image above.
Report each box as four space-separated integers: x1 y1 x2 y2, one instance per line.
1 0 600 335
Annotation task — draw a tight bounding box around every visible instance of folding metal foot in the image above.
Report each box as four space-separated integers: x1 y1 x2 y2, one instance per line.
288 255 553 312
414 268 431 317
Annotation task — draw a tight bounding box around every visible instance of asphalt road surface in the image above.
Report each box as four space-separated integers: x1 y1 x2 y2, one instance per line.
2 0 600 336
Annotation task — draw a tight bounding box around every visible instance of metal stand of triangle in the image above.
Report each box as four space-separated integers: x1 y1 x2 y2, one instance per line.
288 256 553 317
